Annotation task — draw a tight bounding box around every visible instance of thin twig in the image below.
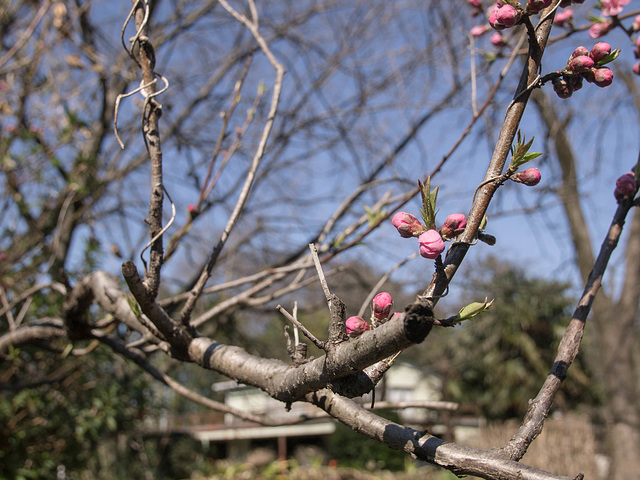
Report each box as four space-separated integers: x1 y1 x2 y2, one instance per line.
310 243 331 304
179 0 285 325
276 304 325 350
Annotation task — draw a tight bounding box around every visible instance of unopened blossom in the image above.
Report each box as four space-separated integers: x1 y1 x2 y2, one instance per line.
346 316 371 337
440 214 467 240
568 55 595 73
490 32 506 48
589 21 612 39
554 8 574 26
633 15 640 32
633 63 640 76
570 46 589 60
372 292 394 321
418 230 445 259
488 10 507 30
471 24 491 36
614 172 636 201
601 0 631 17
589 42 611 62
495 4 521 27
392 212 424 238
513 167 541 186
584 66 614 87
468 0 482 8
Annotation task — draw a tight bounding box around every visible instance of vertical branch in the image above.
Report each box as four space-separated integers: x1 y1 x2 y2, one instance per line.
501 192 638 461
130 0 165 299
422 2 560 306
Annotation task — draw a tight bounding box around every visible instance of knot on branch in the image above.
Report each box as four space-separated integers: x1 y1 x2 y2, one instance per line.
404 303 434 343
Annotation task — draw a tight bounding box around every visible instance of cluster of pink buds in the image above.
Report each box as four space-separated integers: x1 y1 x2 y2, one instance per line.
614 172 636 202
601 0 631 17
392 212 467 260
553 43 616 98
345 291 396 337
489 2 523 30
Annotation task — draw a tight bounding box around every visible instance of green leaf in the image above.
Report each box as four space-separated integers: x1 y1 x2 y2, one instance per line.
418 177 439 230
456 297 494 322
597 48 621 66
509 131 542 170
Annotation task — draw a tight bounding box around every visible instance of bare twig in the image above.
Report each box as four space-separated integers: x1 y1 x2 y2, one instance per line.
179 0 286 325
276 304 326 350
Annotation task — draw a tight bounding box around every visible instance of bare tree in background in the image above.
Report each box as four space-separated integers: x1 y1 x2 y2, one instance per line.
2 1 639 479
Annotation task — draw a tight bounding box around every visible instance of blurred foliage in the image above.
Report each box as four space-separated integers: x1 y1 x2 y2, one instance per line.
435 258 601 419
0 346 154 480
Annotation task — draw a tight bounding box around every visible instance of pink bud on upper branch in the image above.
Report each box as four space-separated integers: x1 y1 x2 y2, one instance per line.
512 167 542 186
614 172 636 201
440 214 467 240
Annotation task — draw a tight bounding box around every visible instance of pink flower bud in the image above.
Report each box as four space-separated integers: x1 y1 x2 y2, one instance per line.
589 21 612 39
633 15 640 32
589 42 611 62
471 24 490 36
513 167 541 186
440 213 467 240
601 0 630 17
495 4 521 27
568 55 595 73
418 230 445 259
392 212 424 238
346 316 371 337
614 172 636 201
468 0 482 8
372 292 394 321
490 32 506 47
584 66 613 87
554 8 574 26
633 63 640 76
570 46 589 60
0 252 6 261
488 10 506 30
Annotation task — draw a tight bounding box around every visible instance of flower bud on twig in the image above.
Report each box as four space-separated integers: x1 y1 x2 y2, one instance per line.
440 214 467 240
512 167 541 186
372 292 394 321
392 212 425 238
614 172 636 201
418 230 445 259
346 316 371 337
